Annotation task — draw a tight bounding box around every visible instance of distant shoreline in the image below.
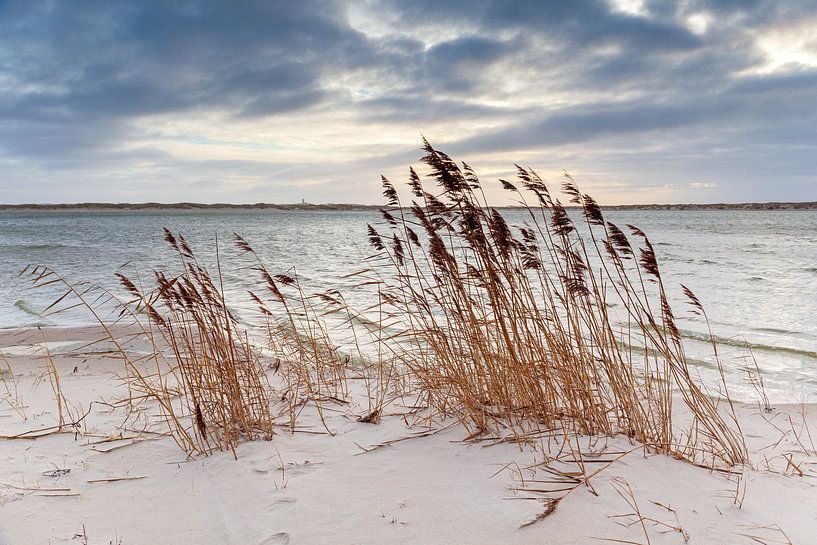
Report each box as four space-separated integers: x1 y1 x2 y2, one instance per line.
1 201 816 212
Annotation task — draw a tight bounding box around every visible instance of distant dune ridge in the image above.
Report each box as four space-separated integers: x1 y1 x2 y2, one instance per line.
1 200 816 211
0 202 380 212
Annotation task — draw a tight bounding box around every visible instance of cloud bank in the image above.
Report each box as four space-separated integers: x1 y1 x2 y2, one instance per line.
0 0 815 204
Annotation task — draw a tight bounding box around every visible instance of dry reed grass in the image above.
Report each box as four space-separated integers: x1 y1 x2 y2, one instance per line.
20 141 748 474
0 355 26 421
34 339 74 430
235 234 410 428
604 477 690 544
23 231 275 457
363 139 746 468
235 236 351 432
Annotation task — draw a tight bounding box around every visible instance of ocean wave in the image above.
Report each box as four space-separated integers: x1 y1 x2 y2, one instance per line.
678 328 817 360
13 299 45 318
0 243 76 250
9 299 54 326
620 342 720 371
0 320 53 329
751 327 790 335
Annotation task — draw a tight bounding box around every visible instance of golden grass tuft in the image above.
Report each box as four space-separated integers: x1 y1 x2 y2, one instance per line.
363 139 746 468
23 232 275 458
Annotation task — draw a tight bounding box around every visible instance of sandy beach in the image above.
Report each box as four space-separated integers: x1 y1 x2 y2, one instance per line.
1 325 815 545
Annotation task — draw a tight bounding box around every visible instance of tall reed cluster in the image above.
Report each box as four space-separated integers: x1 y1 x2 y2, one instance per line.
365 140 746 467
24 231 276 457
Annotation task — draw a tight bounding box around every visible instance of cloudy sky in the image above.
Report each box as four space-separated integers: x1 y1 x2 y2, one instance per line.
0 0 815 205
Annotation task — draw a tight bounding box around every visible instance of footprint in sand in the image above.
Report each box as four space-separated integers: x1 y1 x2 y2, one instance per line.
249 460 270 474
266 497 297 513
283 460 322 476
259 532 290 545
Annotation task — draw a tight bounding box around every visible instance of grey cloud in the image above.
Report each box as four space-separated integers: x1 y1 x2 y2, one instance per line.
237 88 331 118
731 69 817 95
0 118 127 159
420 35 523 92
0 1 371 126
189 180 225 190
381 0 702 51
427 36 511 65
357 94 530 123
451 98 729 153
451 63 817 156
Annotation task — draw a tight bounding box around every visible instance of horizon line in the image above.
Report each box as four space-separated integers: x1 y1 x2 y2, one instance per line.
1 200 817 211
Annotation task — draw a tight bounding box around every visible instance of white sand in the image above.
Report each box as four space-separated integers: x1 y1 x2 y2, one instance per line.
1 326 816 544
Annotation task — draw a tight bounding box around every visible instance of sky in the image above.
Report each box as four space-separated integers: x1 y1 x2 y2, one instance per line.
0 0 816 205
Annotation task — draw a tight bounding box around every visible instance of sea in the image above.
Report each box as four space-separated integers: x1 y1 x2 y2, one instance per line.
1 208 815 403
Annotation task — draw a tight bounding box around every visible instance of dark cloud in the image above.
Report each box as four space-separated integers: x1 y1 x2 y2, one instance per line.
0 1 370 126
380 0 702 51
452 98 727 153
419 35 520 92
452 66 817 170
357 94 530 123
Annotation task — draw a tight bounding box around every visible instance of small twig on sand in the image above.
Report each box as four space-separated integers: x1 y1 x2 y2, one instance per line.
1 400 118 440
519 497 562 528
36 492 81 497
354 424 454 455
87 476 146 483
